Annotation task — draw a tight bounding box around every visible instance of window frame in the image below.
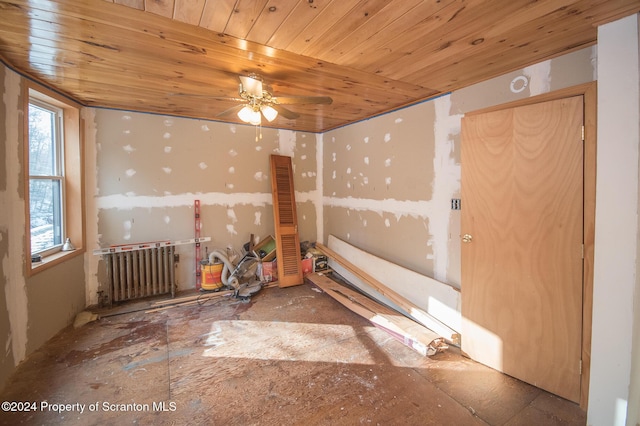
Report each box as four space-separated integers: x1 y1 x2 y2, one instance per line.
24 82 85 276
28 98 66 257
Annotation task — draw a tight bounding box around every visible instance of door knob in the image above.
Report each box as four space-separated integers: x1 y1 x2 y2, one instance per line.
462 234 473 243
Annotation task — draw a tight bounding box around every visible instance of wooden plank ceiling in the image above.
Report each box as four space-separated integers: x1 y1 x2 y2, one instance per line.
0 0 638 133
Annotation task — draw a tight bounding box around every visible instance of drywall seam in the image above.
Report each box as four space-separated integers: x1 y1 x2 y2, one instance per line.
83 108 100 306
96 192 273 210
523 60 551 96
431 95 462 283
316 133 324 242
278 129 296 157
323 196 434 220
2 69 28 366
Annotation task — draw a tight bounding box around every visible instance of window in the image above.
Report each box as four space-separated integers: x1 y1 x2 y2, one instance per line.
25 83 84 274
28 99 65 255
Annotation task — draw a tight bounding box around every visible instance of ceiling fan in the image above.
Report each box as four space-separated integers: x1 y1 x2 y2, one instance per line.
212 74 333 125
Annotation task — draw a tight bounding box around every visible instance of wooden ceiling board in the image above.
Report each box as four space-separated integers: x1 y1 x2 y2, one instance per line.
246 0 301 45
314 0 424 62
144 0 174 18
1 0 639 133
223 0 270 39
297 0 393 58
332 0 464 72
173 0 207 25
265 0 332 50
200 0 236 31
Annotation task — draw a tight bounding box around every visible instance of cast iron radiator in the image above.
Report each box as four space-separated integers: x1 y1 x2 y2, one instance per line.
104 246 176 302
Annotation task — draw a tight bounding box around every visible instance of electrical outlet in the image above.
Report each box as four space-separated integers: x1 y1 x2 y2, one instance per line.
174 253 180 262
451 199 461 210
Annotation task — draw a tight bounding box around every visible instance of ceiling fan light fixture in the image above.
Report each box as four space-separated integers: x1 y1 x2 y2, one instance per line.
237 105 254 122
261 105 278 122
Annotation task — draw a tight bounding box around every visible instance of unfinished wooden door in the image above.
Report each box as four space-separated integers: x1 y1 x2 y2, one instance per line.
270 155 303 287
461 96 584 403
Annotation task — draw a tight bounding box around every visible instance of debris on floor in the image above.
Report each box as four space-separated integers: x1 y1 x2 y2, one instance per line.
73 311 99 328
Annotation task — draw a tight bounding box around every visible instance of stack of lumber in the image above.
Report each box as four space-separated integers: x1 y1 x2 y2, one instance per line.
307 272 448 357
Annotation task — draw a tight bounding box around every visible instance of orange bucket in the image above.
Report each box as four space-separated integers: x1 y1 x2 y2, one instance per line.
201 262 224 290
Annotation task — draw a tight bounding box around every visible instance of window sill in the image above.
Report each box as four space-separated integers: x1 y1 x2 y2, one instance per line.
28 247 84 276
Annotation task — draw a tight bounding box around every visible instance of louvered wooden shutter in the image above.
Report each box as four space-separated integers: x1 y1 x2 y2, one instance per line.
270 155 303 287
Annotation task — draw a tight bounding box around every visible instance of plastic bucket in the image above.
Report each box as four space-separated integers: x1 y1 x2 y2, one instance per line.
201 262 224 290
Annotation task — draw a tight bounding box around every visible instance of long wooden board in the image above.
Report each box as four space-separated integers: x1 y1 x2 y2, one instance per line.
316 240 459 344
307 272 447 357
327 235 461 332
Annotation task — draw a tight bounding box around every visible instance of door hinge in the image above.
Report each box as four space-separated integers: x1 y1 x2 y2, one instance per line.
581 244 584 259
582 125 585 141
579 359 583 375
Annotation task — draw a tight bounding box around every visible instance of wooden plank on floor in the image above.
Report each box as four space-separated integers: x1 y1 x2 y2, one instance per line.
327 235 461 332
307 272 447 357
316 241 459 344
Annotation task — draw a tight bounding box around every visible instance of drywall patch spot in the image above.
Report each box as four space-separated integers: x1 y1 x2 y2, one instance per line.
164 119 174 127
123 144 136 153
363 177 369 185
347 181 352 189
332 152 337 162
229 125 237 133
199 162 208 170
227 208 237 223
364 136 369 143
126 169 136 177
385 177 392 185
301 154 307 160
164 146 172 153
164 191 172 196
228 166 235 174
384 218 391 227
226 224 238 235
123 129 131 135
256 146 262 151
364 156 369 165
162 167 172 174
346 167 352 174
395 118 403 124
385 158 392 167
362 219 367 227
201 124 210 131
302 172 307 178
254 171 267 181
226 183 234 189
346 144 352 151
122 115 132 121
123 220 132 240
163 132 171 139
254 212 261 226
125 191 136 197
229 149 238 157
384 133 391 143
164 216 171 224
332 170 336 179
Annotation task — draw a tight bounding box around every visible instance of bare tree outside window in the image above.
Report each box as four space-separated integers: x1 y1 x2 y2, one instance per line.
28 100 64 255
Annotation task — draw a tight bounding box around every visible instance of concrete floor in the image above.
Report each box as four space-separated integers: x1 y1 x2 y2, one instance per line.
0 281 586 425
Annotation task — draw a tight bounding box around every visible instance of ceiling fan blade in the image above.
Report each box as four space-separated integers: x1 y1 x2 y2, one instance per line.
273 95 333 105
216 104 245 118
168 93 245 102
272 104 300 119
239 75 263 97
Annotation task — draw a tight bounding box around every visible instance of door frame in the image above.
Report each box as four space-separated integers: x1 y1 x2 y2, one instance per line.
463 82 596 409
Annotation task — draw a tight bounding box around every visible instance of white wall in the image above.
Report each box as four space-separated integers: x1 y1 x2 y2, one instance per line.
589 14 640 426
